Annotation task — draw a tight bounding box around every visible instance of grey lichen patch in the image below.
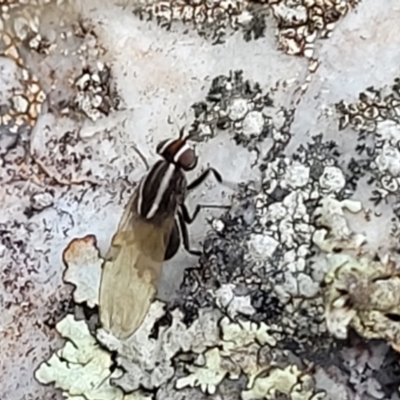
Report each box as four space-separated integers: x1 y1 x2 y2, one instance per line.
97 301 222 392
188 70 293 160
1 1 124 194
0 6 47 137
242 364 325 400
212 283 255 318
35 314 151 400
63 235 103 308
269 0 360 60
312 196 366 253
27 112 145 190
175 93 354 364
324 252 400 352
0 218 54 335
337 78 400 214
133 0 269 44
131 0 359 58
71 62 120 122
334 338 397 400
176 316 277 395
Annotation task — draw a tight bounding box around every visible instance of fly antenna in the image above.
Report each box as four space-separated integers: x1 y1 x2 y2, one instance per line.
168 114 188 140
177 123 191 142
179 125 186 139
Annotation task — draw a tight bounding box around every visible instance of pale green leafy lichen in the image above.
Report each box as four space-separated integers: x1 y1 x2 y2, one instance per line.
242 365 325 400
175 347 240 395
35 314 150 400
176 316 279 395
96 302 222 392
324 252 400 352
312 196 366 253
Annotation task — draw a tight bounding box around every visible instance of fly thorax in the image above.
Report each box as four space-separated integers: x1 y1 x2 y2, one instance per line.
137 160 186 222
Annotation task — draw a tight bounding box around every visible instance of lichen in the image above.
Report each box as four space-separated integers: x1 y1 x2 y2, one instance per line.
324 252 400 352
312 196 366 253
337 77 400 220
242 364 325 400
0 0 395 399
173 79 357 368
132 0 360 59
71 62 120 121
269 0 360 59
35 314 150 400
176 316 278 395
188 70 276 150
212 284 255 318
176 347 240 395
133 0 268 45
15 16 400 396
96 301 222 392
63 235 103 308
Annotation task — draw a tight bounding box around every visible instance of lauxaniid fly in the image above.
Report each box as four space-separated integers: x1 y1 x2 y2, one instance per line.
99 129 225 340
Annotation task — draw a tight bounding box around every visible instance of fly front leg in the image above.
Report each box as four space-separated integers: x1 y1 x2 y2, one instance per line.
180 203 230 224
185 166 231 223
187 167 223 191
187 166 237 193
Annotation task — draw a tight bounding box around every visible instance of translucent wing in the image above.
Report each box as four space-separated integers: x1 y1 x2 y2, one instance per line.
99 193 175 340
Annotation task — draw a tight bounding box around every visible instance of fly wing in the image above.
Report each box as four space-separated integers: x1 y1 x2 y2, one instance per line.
99 194 174 340
99 238 161 340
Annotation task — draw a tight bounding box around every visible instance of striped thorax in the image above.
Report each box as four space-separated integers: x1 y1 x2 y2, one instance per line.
137 136 197 222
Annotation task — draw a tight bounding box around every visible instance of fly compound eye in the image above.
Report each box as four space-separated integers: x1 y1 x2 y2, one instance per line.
156 136 197 170
176 147 197 171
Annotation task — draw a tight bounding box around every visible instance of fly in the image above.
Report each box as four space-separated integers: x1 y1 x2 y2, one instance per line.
99 128 225 339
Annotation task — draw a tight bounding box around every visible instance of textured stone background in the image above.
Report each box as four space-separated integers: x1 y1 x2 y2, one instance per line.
2 1 400 399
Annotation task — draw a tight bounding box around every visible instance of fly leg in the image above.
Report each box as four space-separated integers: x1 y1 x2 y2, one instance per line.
177 210 202 257
165 219 181 261
181 167 232 256
187 168 222 191
180 202 230 224
184 166 231 226
177 203 230 256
